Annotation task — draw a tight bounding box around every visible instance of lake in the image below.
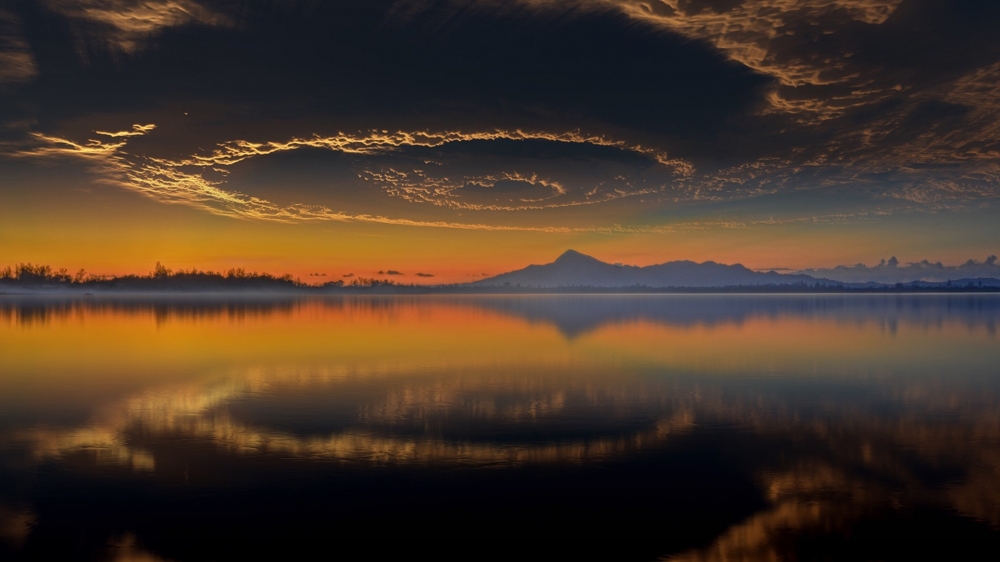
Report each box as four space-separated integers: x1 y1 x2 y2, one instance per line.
1 295 999 560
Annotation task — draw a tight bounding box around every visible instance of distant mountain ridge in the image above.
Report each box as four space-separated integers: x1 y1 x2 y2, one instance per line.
471 250 855 288
900 278 1000 289
3 251 999 293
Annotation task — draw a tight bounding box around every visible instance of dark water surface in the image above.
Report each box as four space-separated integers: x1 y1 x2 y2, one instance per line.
1 295 999 560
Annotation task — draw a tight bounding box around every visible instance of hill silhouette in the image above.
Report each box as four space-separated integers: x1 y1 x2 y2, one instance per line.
472 250 847 288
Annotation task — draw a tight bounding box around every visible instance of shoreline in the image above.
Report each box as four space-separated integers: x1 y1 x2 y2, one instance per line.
2 287 1000 297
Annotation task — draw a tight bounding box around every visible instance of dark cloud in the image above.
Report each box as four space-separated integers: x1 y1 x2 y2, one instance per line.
1 0 999 230
5 0 762 135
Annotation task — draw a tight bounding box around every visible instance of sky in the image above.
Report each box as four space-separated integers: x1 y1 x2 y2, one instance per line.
1 0 998 283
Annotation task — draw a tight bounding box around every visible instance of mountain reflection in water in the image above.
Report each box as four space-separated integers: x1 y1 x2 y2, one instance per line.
1 295 998 560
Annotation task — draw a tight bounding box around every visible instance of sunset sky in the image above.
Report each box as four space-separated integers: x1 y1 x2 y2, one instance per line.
1 0 998 283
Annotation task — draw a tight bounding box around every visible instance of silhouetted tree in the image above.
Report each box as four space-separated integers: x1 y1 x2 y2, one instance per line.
153 262 172 279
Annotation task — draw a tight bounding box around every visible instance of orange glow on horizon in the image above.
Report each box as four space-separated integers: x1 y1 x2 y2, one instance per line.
2 173 996 284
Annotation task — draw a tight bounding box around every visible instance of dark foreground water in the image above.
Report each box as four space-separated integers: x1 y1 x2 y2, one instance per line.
1 295 999 560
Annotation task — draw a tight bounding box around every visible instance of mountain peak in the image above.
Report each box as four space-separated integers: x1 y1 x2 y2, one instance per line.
554 249 597 263
473 250 837 288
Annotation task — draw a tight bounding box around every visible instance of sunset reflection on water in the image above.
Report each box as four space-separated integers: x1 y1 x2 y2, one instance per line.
1 295 998 560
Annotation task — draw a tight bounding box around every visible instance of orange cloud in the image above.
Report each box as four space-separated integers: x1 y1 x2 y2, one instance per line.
9 125 706 232
95 123 158 137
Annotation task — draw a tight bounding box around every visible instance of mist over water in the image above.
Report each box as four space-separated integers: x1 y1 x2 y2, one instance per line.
1 295 999 560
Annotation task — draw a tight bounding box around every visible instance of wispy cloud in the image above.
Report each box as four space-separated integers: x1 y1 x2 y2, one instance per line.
95 123 157 137
150 129 691 172
44 0 228 53
12 124 155 160
0 9 37 85
365 168 660 212
17 132 128 159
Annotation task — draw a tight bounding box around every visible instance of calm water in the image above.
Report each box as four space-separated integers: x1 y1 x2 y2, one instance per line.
1 295 999 560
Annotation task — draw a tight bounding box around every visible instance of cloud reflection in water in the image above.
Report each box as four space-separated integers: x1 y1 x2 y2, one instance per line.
0 295 998 558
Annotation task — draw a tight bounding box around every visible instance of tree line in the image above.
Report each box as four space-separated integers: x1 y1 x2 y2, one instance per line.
0 262 403 291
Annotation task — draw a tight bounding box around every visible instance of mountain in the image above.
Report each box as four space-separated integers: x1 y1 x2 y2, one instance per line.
900 278 1000 289
471 250 844 288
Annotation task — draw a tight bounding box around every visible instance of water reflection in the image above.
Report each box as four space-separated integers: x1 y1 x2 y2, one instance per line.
1 295 998 559
2 294 998 334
